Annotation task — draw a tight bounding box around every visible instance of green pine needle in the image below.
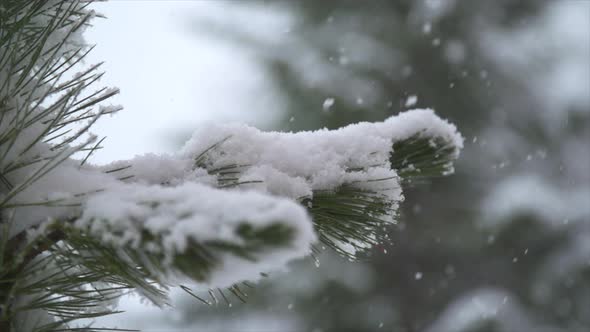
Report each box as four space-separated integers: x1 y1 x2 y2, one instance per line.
304 185 398 260
390 132 460 181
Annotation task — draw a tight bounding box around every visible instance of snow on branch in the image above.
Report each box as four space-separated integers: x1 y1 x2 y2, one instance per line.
95 109 462 258
86 109 463 259
74 182 315 288
174 109 463 257
182 109 462 196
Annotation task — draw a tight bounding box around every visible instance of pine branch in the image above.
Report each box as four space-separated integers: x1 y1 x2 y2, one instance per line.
0 1 123 330
188 117 463 259
390 131 460 181
303 185 398 260
0 0 119 198
69 183 313 289
1 0 464 330
0 202 307 330
3 227 141 332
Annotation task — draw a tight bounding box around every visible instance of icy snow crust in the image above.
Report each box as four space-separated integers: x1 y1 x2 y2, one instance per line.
4 109 462 288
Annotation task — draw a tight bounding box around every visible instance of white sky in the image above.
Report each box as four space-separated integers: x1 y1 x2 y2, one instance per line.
86 0 289 164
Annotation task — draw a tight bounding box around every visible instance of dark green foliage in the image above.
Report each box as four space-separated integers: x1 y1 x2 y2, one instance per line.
304 186 397 260
1 223 147 332
175 223 296 281
234 1 586 331
192 133 461 262
1 217 300 331
391 132 459 180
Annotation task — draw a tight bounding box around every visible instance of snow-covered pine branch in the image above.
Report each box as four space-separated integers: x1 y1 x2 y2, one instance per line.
0 1 463 331
96 109 462 258
75 182 316 288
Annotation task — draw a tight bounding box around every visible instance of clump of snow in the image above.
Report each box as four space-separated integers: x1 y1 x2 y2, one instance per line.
98 104 123 115
5 157 122 238
98 153 215 186
76 182 316 287
240 165 312 199
182 109 462 199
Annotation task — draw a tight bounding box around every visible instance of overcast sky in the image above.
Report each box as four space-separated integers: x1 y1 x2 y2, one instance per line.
86 1 290 164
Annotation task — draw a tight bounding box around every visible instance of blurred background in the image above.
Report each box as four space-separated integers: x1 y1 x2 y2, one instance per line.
86 1 590 331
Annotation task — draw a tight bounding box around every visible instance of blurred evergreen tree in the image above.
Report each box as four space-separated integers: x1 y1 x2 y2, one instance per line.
167 1 588 331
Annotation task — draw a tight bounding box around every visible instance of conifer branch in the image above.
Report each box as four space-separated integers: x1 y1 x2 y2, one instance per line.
0 1 463 331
